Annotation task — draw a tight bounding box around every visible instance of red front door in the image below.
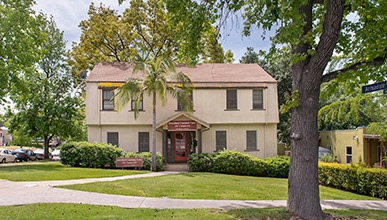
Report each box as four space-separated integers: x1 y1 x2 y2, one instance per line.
174 132 187 162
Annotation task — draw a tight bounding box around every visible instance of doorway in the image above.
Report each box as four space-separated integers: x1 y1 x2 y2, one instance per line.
174 132 187 162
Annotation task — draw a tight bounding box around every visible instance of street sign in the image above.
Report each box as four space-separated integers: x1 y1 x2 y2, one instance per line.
362 81 387 94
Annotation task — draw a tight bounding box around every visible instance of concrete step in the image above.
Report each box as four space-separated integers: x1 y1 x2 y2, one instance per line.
165 163 189 171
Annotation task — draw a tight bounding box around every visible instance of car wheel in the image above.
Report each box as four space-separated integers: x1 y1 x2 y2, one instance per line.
1 158 5 163
13 158 17 163
25 157 29 162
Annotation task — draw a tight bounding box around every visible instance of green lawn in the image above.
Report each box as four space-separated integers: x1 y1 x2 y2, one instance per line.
0 162 148 181
60 172 379 200
0 203 386 220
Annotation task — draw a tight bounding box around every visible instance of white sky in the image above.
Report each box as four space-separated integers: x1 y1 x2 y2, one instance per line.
33 0 273 62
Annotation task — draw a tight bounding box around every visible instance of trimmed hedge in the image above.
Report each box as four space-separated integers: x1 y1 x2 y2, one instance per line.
60 141 123 168
124 152 165 171
188 150 289 178
319 162 387 199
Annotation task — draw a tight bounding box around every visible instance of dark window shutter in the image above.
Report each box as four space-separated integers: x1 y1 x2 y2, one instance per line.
226 90 237 110
246 130 257 150
216 131 227 151
138 132 150 152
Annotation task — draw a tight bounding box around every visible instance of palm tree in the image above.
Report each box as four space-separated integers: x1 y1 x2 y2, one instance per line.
115 55 193 171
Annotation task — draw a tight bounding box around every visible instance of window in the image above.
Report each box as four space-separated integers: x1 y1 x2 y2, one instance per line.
216 131 227 151
138 132 150 152
107 132 119 146
246 130 257 150
226 90 237 110
102 89 114 110
131 94 143 111
346 146 352 164
252 90 263 109
177 92 193 111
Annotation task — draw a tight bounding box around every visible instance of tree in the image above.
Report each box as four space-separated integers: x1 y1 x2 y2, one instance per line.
8 16 85 158
115 55 193 171
0 0 47 99
163 0 387 219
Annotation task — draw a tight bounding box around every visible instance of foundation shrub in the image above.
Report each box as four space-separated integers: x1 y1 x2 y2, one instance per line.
318 162 387 199
124 152 165 171
211 150 259 175
60 142 123 168
187 153 215 172
263 156 290 178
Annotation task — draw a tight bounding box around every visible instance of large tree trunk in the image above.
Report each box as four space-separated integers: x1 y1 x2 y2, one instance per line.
287 63 324 219
287 1 345 219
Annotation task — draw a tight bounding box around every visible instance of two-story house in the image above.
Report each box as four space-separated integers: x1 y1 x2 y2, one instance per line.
86 62 279 163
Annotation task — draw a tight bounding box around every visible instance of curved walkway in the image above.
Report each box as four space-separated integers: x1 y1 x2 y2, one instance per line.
1 171 387 210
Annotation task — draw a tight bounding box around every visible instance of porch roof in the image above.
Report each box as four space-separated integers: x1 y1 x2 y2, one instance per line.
156 113 210 131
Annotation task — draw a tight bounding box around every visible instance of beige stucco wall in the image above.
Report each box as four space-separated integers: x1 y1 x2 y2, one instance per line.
319 128 366 164
86 81 279 158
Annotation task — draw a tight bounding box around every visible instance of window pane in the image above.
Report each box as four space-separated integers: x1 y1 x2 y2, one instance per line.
131 94 143 111
177 92 193 111
226 90 237 110
138 132 149 152
103 90 114 110
246 130 257 150
216 131 227 151
107 132 118 146
253 90 263 109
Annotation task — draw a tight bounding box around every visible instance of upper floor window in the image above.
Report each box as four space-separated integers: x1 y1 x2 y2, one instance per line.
226 90 238 110
252 90 263 110
102 89 114 110
177 92 193 111
107 132 119 146
131 94 143 111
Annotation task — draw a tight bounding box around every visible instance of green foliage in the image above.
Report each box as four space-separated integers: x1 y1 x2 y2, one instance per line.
187 150 288 178
124 152 165 171
187 153 215 172
60 142 123 168
368 122 387 142
280 90 300 114
264 156 290 178
320 154 336 163
318 163 387 199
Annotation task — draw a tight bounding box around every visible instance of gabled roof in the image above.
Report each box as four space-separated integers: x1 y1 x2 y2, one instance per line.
156 112 210 131
87 62 276 87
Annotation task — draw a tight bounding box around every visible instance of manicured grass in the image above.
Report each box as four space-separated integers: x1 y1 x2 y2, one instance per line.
0 203 386 220
60 172 379 200
0 162 148 181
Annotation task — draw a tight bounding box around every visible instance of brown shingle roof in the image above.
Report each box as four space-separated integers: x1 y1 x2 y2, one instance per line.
87 62 276 85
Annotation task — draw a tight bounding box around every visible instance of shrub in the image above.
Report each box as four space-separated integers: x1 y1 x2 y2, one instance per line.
318 162 387 199
320 154 336 162
211 150 256 175
60 142 123 168
187 153 215 172
264 156 290 178
124 152 165 171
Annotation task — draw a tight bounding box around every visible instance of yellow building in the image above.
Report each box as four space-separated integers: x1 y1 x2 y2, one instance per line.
319 128 383 166
86 62 279 164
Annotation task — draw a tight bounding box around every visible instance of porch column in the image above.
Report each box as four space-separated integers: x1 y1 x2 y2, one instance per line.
380 142 383 167
162 130 168 162
367 139 371 166
198 129 202 154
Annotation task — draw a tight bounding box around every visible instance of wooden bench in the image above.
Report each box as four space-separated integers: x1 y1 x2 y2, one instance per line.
115 158 143 168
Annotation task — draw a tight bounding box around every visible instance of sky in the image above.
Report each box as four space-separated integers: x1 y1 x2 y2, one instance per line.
33 0 273 62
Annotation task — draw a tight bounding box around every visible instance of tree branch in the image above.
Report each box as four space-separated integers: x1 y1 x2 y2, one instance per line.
321 53 387 83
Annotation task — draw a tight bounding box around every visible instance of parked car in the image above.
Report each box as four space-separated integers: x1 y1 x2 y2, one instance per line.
12 149 37 162
51 149 60 161
34 149 52 160
0 148 17 163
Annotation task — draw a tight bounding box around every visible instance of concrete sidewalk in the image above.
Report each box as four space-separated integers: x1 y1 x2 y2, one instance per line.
1 172 387 210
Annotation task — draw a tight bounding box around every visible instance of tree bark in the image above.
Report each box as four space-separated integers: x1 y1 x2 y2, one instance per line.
287 1 345 219
151 91 157 171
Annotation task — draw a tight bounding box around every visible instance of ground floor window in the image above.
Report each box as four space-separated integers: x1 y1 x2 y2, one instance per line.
216 131 227 151
346 146 352 164
107 132 118 146
246 130 257 150
138 132 150 152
